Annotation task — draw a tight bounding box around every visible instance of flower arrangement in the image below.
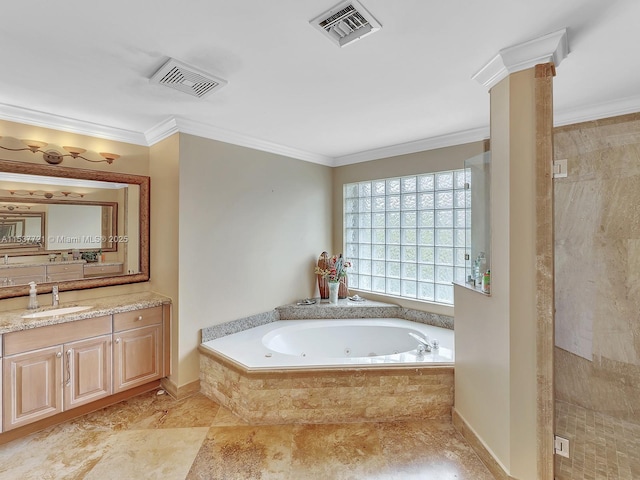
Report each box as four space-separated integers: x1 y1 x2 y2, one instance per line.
315 254 351 283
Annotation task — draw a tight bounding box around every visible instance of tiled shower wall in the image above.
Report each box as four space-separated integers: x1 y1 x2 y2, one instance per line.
554 113 640 477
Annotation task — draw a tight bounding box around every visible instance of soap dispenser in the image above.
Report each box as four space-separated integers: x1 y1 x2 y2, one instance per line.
27 281 38 310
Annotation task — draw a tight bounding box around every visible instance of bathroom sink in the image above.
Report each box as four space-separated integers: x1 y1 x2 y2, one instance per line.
21 306 93 319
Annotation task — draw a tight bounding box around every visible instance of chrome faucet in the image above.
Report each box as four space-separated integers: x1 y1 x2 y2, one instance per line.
52 285 59 307
408 332 436 354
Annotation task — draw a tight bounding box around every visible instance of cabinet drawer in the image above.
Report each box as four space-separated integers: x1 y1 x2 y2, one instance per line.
113 306 162 332
47 264 83 275
84 264 123 276
47 272 83 282
4 316 112 355
1 265 46 277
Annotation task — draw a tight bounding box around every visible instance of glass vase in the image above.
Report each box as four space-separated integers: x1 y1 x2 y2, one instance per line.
328 281 340 304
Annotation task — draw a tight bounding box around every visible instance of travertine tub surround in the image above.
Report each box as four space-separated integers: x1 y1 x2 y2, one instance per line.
199 299 454 424
200 352 454 424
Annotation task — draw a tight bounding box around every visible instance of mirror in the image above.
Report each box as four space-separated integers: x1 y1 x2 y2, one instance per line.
0 159 149 298
0 200 117 253
0 212 45 249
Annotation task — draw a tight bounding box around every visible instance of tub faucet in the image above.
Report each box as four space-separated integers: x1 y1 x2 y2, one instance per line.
408 332 432 353
52 285 59 307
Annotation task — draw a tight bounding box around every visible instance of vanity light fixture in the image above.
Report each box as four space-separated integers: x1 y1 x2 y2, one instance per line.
0 204 32 211
0 136 120 165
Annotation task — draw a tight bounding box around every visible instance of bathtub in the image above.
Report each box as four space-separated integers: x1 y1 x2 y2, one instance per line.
199 317 455 424
200 318 454 369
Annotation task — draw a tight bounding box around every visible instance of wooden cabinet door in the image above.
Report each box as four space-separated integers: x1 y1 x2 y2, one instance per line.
3 345 63 430
113 324 162 393
63 334 112 410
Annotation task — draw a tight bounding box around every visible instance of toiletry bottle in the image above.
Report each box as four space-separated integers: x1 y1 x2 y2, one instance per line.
27 281 38 309
474 252 486 285
473 257 480 285
482 270 491 294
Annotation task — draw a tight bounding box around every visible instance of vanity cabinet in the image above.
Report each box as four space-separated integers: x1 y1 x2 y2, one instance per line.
84 263 123 277
113 306 163 393
46 263 84 282
0 298 170 435
63 334 112 410
2 316 112 431
3 344 63 430
0 262 85 286
0 265 46 286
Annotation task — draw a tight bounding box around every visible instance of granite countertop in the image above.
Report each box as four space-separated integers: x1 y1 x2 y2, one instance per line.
202 296 454 343
0 260 86 270
0 291 171 334
84 262 123 267
276 297 403 320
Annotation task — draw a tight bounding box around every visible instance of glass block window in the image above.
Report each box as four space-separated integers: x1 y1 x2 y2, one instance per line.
344 170 470 305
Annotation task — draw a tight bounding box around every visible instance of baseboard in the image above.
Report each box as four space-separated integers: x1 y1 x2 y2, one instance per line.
452 407 515 480
160 377 200 400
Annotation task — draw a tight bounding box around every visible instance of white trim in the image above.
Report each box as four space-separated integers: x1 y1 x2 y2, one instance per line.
334 126 490 166
473 28 569 90
554 94 640 127
167 117 335 166
3 83 640 169
144 117 180 145
0 103 147 146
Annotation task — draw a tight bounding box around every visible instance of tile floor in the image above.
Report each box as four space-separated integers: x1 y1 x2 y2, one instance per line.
555 400 640 480
0 388 495 480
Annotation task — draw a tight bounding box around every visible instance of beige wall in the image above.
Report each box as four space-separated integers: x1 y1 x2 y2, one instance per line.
332 142 486 317
0 120 152 312
177 134 332 386
149 134 180 384
454 69 539 479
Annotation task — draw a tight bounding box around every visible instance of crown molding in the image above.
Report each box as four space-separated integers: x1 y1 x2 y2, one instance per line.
144 116 180 145
554 94 640 128
333 126 491 166
146 116 335 166
473 28 569 90
0 103 148 145
3 88 639 170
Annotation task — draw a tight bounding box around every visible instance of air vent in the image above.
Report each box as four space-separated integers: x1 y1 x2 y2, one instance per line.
149 58 227 98
310 0 381 47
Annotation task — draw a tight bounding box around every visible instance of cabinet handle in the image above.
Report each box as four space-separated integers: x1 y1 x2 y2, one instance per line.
56 351 62 358
65 349 72 386
115 338 120 344
136 315 143 321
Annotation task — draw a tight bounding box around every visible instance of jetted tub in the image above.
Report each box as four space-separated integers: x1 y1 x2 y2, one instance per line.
199 317 455 423
200 318 454 369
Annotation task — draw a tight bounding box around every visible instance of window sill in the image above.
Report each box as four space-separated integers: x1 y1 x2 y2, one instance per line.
452 281 491 297
348 288 455 317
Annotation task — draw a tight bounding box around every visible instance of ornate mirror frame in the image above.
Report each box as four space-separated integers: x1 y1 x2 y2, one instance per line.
0 159 150 299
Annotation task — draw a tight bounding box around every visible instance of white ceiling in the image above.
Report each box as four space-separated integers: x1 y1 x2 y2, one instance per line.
1 0 639 166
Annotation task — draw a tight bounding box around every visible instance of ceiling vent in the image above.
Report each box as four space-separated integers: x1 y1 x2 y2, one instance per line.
149 58 227 98
310 0 381 47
